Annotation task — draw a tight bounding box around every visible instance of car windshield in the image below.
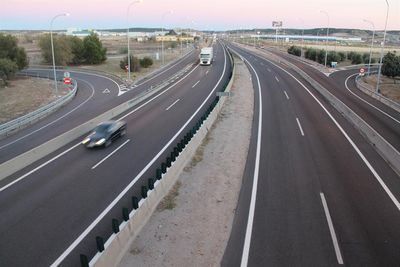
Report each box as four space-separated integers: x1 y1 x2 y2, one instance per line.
94 124 111 134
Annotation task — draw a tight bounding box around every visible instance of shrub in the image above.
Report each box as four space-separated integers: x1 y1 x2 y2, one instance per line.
382 51 400 79
338 52 346 61
139 56 153 68
0 58 18 85
316 49 325 64
351 53 362 64
120 55 140 72
0 33 28 69
305 48 317 61
287 45 301 56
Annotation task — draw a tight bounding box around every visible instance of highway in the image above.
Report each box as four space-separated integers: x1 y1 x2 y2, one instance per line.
0 50 198 165
222 43 400 266
0 41 232 266
261 47 400 154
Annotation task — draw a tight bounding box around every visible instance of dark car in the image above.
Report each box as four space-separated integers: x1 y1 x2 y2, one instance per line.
82 120 127 148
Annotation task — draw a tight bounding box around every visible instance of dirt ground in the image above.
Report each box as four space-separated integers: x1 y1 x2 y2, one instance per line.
363 75 400 103
118 59 254 267
0 77 67 124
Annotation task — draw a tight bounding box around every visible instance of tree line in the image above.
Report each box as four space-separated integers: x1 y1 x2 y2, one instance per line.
39 32 107 65
287 45 400 79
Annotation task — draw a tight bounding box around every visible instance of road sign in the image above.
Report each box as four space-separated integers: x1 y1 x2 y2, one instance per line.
63 77 71 85
272 21 283 27
63 72 70 78
125 65 129 72
359 68 365 76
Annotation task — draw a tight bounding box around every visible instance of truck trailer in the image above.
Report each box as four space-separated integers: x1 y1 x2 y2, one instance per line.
199 47 213 65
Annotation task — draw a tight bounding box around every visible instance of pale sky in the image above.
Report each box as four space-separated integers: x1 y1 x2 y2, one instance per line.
1 0 399 31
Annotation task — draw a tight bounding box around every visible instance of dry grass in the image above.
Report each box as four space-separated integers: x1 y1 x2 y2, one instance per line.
0 77 68 123
363 75 400 103
157 181 182 211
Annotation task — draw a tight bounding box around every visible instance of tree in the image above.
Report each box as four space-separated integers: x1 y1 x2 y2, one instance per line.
316 49 325 64
120 55 140 72
305 48 317 61
0 58 18 85
38 34 72 65
0 33 28 70
351 53 362 64
83 33 107 64
139 56 153 68
381 51 400 80
287 46 301 57
68 36 85 64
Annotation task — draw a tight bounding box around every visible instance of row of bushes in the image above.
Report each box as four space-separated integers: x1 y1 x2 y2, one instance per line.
287 45 377 66
119 55 154 72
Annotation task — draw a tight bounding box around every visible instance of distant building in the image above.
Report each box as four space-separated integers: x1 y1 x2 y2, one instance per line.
250 34 363 43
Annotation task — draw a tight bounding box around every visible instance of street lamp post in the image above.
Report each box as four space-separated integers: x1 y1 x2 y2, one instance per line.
299 18 305 57
50 13 69 97
376 0 389 94
127 0 142 82
320 10 330 68
161 10 173 66
363 19 375 76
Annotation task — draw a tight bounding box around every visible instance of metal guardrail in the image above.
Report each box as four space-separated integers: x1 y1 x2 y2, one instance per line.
355 72 400 113
0 77 78 138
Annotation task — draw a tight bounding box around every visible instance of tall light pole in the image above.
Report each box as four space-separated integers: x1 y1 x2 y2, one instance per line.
363 19 375 76
376 0 389 94
127 0 142 82
50 13 69 97
320 10 330 68
161 10 173 65
299 18 305 57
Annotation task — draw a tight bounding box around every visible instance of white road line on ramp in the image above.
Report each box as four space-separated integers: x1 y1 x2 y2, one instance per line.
192 80 200 88
166 99 180 111
275 76 280 82
91 139 130 169
284 90 290 100
320 192 344 265
296 117 305 136
345 73 400 125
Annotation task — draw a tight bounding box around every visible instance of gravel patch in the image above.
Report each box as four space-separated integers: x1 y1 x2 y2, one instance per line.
118 59 254 267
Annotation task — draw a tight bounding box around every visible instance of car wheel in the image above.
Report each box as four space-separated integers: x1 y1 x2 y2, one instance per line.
105 139 112 147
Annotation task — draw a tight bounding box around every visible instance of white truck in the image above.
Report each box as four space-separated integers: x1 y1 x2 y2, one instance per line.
199 47 213 66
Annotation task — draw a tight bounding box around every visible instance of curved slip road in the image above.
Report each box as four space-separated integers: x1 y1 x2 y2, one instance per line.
0 41 232 266
222 43 400 266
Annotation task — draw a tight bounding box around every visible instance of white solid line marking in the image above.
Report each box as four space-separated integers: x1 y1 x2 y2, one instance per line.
91 139 130 169
275 76 279 82
284 90 290 100
166 99 180 111
206 70 209 75
230 49 262 267
320 193 344 265
0 142 81 192
296 117 305 136
259 54 400 212
192 80 200 88
345 73 400 125
50 41 228 267
267 68 271 72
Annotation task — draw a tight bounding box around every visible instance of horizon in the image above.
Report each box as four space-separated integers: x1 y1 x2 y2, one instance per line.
2 0 399 31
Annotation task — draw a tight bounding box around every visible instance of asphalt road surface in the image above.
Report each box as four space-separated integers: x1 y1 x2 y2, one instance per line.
0 50 198 164
0 41 233 266
222 43 400 266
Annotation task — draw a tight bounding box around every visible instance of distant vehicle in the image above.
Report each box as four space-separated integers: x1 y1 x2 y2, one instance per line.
200 47 213 66
82 120 127 148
